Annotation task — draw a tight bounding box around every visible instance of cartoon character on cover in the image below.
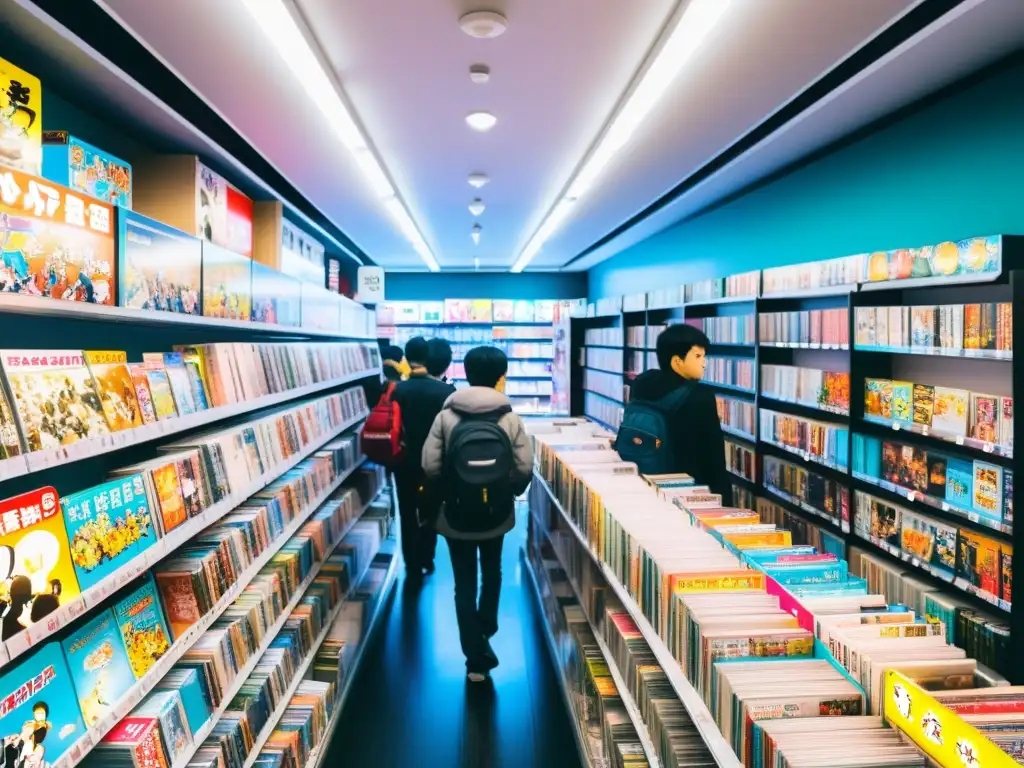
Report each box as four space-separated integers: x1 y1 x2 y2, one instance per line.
2 702 51 768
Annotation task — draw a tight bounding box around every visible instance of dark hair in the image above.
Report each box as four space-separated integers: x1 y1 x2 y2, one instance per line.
404 336 429 366
381 344 404 364
656 324 710 372
425 338 453 378
33 702 48 717
464 346 508 388
30 594 59 622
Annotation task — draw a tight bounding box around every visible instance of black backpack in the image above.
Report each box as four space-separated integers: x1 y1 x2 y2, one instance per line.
443 406 516 534
615 384 694 475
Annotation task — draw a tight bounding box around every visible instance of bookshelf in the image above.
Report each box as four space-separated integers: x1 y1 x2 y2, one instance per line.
374 298 574 415
568 234 1024 694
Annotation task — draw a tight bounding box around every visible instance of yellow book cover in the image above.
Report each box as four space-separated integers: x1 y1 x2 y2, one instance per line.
0 55 42 174
670 570 766 594
0 486 81 640
723 530 792 548
84 350 144 431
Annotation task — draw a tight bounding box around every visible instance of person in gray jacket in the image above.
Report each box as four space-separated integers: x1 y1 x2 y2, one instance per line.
422 346 533 681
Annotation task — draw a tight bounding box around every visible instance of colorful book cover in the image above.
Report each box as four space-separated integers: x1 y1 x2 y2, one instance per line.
957 530 1001 596
133 691 191 764
1000 397 1014 450
492 300 514 323
178 352 210 412
513 300 536 323
140 364 178 421
535 300 556 323
118 209 201 315
0 486 80 642
468 299 492 323
443 299 471 323
932 387 969 437
972 460 1004 520
0 641 87 766
1001 544 1012 604
200 241 252 321
84 350 144 432
1003 468 1013 525
912 384 935 427
154 669 209 738
822 372 850 412
61 474 156 591
910 307 935 348
927 454 948 499
0 167 116 305
62 609 136 726
42 132 132 208
0 350 110 453
127 364 158 425
0 383 23 460
964 304 981 349
971 393 999 443
150 461 187 534
869 496 901 548
900 509 956 576
113 574 173 679
0 55 42 175
161 353 196 417
980 303 998 350
892 381 912 424
418 301 443 324
99 716 170 768
864 378 892 419
944 458 974 510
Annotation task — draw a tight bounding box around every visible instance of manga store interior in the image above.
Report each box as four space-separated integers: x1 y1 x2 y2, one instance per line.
1 0 1024 766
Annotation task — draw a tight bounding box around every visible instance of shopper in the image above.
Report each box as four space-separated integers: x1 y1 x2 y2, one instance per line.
364 343 406 411
392 337 454 582
422 346 533 682
627 324 733 505
426 337 453 384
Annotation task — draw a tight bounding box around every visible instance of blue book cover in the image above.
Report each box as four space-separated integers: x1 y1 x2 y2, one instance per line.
945 458 974 509
0 641 87 767
134 690 192 763
154 668 210 738
742 547 817 564
61 474 156 592
61 609 136 727
762 561 848 585
113 574 173 680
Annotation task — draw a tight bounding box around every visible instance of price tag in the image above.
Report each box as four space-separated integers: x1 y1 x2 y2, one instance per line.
984 442 994 454
941 502 951 512
911 558 921 568
968 512 980 523
956 435 965 446
906 490 917 502
892 422 900 431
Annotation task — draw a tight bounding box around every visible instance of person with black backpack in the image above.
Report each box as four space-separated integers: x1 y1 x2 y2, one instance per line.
421 346 533 682
621 323 733 505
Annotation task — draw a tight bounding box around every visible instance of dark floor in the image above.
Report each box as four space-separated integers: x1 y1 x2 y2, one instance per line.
327 509 583 767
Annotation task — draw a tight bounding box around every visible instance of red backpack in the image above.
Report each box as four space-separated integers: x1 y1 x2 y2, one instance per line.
361 381 403 467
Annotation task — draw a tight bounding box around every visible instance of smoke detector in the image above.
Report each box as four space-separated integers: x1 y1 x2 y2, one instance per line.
469 64 491 84
459 11 508 39
468 173 490 188
468 199 486 216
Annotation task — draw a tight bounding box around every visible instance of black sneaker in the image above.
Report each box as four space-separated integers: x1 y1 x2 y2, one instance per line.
481 639 499 671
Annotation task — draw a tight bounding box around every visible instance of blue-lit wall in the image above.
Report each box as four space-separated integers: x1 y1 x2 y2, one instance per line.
384 271 587 301
588 58 1024 299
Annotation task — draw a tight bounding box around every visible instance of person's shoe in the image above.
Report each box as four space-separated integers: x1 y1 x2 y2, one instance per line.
467 671 489 683
481 641 499 671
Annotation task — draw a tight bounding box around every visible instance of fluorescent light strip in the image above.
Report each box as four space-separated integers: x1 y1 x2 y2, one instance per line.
239 0 439 272
511 0 731 272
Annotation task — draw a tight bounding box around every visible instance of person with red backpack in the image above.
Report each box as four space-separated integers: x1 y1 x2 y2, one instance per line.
421 346 533 682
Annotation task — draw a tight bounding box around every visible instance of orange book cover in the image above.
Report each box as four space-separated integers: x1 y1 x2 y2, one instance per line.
670 570 766 593
84 350 144 431
151 461 187 533
723 530 793 548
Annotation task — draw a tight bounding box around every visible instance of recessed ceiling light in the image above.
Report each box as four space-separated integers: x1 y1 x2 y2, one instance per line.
459 11 508 39
469 64 490 84
468 199 486 216
466 111 497 132
468 173 490 188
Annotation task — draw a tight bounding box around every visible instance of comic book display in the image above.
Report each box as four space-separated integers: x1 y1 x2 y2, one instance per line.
41 133 132 209
200 241 251 321
0 55 42 175
0 167 116 304
117 210 201 315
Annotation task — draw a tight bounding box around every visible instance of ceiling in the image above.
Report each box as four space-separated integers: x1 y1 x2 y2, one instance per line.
77 0 1024 271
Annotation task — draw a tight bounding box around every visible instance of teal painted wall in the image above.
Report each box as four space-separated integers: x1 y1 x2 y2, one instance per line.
385 271 587 301
588 59 1024 299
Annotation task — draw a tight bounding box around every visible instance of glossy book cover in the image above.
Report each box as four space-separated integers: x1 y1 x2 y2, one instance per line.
114 574 172 679
0 641 86 767
0 486 80 643
61 474 156 591
61 609 135 726
118 209 201 315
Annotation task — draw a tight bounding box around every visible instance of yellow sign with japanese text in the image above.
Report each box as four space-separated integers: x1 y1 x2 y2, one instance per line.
0 55 42 174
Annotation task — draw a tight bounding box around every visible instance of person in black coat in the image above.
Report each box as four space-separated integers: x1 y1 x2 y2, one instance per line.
392 337 455 583
629 324 733 506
